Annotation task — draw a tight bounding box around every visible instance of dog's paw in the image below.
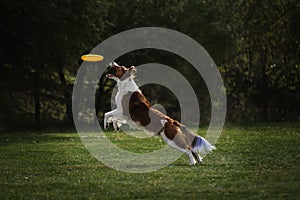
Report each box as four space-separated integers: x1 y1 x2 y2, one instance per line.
189 162 197 166
104 119 110 130
104 123 109 130
189 159 197 166
160 119 168 126
112 121 119 132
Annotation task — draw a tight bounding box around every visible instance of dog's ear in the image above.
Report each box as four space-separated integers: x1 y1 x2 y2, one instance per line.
119 66 137 81
128 66 135 70
128 66 137 77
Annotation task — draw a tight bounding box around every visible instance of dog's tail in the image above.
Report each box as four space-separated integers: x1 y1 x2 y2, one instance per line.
192 135 216 155
179 125 216 155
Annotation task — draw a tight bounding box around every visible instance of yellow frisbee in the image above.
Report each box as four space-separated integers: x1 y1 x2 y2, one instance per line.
81 54 104 62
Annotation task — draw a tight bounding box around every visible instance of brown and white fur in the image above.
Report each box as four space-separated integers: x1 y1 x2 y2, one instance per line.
104 62 215 165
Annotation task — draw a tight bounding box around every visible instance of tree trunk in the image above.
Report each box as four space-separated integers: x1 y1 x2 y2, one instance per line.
33 71 41 129
260 48 268 121
58 65 73 124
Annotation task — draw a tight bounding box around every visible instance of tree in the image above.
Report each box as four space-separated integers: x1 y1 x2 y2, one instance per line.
0 0 113 129
217 0 300 121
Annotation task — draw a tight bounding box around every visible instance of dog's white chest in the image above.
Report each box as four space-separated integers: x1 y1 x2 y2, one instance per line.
115 78 140 109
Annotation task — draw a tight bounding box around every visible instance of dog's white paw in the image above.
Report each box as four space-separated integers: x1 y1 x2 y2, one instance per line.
113 121 119 132
188 153 197 166
189 158 197 166
160 119 168 126
104 122 109 130
104 120 107 130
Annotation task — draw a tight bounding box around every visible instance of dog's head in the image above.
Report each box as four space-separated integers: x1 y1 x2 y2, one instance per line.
106 62 136 81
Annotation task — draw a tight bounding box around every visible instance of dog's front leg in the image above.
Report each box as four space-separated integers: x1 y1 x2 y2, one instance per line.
112 119 120 131
104 109 124 131
104 109 118 130
111 111 126 131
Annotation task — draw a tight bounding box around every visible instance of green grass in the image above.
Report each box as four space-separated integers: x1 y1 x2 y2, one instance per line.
0 124 299 199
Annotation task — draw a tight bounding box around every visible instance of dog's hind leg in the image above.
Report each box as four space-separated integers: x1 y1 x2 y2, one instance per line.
191 151 203 165
185 150 197 166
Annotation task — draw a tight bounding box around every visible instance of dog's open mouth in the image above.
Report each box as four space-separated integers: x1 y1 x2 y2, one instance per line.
106 73 115 78
106 65 117 78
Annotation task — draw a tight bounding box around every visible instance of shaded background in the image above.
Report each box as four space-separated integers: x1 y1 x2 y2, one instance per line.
0 0 299 131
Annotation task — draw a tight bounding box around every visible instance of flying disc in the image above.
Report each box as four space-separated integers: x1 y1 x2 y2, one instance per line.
81 54 104 62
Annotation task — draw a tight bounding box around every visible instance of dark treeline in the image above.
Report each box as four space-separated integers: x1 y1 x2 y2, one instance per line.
0 0 299 131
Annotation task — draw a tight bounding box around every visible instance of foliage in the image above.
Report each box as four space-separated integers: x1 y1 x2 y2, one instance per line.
0 0 112 129
0 0 299 130
217 0 300 121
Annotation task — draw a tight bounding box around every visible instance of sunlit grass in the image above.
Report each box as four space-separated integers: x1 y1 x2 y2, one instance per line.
0 123 299 199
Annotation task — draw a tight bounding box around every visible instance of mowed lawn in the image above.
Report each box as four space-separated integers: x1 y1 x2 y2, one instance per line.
0 124 299 199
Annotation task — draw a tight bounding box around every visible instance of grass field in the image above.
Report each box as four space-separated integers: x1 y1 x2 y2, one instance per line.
0 123 299 199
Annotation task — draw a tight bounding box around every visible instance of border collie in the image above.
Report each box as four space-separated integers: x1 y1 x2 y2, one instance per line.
104 62 215 165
